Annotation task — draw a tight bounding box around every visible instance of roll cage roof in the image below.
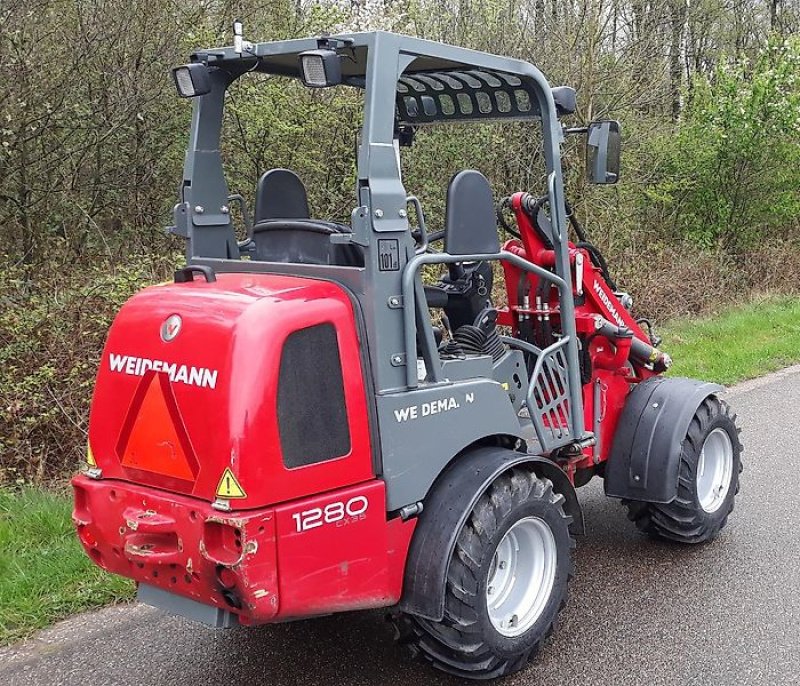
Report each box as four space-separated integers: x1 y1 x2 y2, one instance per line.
181 31 573 244
190 31 572 126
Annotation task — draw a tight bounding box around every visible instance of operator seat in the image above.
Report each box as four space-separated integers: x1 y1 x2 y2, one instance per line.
444 169 500 257
254 168 310 222
430 170 496 330
251 169 362 266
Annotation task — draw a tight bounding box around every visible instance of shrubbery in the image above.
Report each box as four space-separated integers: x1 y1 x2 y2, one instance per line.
0 255 175 483
1 1 798 482
646 37 800 254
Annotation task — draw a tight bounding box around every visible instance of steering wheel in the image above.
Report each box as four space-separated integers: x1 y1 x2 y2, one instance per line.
252 218 350 235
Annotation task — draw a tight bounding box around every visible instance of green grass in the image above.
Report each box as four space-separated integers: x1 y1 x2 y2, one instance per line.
0 297 798 646
661 296 800 385
0 487 134 645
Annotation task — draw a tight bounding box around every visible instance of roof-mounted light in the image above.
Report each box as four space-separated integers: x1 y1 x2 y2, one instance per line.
171 63 211 98
299 49 342 88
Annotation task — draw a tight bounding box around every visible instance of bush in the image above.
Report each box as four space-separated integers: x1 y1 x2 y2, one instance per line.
1 2 799 484
645 37 800 254
0 255 174 482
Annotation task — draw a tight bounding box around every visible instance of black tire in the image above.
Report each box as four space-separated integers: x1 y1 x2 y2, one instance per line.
395 469 574 680
624 395 742 543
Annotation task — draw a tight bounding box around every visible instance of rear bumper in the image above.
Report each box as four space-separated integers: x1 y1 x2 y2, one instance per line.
72 475 279 623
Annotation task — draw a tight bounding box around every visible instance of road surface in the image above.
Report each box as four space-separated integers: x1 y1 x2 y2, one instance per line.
3 367 799 686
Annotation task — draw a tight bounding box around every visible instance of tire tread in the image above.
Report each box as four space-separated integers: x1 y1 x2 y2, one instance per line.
622 396 743 544
396 468 573 679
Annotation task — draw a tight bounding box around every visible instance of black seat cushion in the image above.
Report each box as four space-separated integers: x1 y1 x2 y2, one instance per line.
252 219 363 267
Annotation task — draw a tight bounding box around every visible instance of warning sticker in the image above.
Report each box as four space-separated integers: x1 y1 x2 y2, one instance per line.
216 468 247 499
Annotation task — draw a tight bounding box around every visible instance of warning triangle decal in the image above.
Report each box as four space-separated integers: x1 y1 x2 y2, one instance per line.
117 373 198 483
216 468 247 499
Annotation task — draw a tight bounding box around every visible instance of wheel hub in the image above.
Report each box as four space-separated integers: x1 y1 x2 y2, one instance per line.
696 427 734 513
486 516 557 637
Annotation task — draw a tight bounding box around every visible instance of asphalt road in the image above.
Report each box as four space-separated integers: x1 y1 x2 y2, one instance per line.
3 367 800 686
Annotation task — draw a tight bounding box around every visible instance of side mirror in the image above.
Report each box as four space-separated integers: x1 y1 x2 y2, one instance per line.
586 120 621 184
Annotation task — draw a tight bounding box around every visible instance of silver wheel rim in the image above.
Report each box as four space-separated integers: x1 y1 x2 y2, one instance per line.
696 428 734 513
486 516 557 637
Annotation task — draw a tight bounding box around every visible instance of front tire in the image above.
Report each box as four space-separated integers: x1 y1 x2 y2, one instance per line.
624 395 742 543
396 469 574 680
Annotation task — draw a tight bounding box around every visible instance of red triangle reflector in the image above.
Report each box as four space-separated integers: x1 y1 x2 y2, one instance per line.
117 372 198 485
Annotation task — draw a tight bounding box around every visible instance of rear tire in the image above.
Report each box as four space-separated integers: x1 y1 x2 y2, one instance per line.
396 469 574 680
624 395 742 543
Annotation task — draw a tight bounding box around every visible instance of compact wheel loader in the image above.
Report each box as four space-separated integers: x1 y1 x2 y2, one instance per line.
73 29 743 680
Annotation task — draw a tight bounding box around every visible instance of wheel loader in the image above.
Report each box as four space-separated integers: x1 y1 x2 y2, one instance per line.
73 28 743 680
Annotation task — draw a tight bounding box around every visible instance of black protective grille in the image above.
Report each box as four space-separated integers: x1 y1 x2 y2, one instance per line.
277 323 351 467
396 70 538 125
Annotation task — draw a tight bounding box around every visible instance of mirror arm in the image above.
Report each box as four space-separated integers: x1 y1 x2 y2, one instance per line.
563 126 589 136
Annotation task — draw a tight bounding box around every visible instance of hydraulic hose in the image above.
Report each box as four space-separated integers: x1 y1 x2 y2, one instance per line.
576 241 617 291
564 200 618 291
496 197 521 238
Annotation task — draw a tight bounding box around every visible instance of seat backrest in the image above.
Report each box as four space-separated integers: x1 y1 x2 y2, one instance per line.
444 170 500 256
254 169 310 222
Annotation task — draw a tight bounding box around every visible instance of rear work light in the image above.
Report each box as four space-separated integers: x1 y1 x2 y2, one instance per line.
172 63 211 98
299 49 342 88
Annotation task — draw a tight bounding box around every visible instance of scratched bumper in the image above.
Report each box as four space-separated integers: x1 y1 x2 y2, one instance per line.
72 475 279 623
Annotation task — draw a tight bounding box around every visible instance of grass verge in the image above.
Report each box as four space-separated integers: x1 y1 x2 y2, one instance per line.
661 296 800 385
0 487 134 645
1 296 798 645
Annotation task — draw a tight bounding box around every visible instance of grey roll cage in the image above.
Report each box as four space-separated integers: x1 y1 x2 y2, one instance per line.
178 31 590 452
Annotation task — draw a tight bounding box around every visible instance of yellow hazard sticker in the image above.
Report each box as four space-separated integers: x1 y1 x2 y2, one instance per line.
216 468 247 499
86 443 97 467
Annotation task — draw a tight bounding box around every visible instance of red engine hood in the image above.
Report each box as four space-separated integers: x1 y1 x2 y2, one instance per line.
87 272 372 508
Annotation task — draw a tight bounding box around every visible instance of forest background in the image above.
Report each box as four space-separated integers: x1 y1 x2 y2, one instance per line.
1 0 799 482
